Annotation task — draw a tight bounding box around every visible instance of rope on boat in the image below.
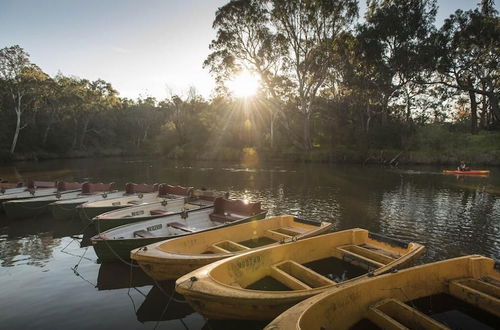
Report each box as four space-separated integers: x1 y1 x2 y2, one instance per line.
60 236 94 262
96 216 140 268
69 246 97 287
15 203 50 211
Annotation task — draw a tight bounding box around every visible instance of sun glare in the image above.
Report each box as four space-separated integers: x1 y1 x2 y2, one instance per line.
227 70 260 98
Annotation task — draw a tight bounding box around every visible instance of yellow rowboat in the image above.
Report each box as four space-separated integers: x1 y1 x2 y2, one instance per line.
131 215 333 281
175 228 425 320
266 255 499 330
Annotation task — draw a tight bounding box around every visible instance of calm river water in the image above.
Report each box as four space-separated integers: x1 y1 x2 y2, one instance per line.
0 158 499 329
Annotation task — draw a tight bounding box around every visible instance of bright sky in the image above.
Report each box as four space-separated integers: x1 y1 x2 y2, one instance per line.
0 0 483 101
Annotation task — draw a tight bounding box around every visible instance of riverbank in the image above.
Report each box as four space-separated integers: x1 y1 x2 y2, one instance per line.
2 131 499 166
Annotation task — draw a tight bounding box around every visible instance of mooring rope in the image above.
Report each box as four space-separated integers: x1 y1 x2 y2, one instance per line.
96 216 140 267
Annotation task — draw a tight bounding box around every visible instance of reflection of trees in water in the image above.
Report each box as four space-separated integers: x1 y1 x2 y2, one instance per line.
0 234 60 267
378 180 500 263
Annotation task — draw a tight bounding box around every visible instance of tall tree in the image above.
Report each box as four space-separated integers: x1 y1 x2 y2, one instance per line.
358 0 437 124
206 0 358 152
435 0 500 132
0 45 48 153
205 0 287 149
270 0 358 151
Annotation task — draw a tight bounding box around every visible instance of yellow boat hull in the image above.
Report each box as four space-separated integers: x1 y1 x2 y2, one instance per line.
175 228 425 320
266 255 499 329
131 215 333 280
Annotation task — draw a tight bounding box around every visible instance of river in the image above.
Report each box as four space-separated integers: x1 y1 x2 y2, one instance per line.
0 158 499 329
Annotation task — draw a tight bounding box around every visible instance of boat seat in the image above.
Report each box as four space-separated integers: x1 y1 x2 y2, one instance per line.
448 278 500 317
209 212 244 223
167 222 195 232
211 240 251 253
127 200 142 205
133 230 155 238
269 260 335 290
150 209 168 215
277 226 309 236
336 245 390 270
367 298 449 330
265 229 293 241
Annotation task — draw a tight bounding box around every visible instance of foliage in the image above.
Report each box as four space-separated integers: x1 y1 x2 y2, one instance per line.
0 1 498 164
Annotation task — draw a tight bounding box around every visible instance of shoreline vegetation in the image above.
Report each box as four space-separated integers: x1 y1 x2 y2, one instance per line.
3 129 499 166
1 1 499 166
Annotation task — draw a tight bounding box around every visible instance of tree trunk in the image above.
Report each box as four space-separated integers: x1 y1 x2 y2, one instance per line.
303 112 311 152
79 117 90 149
480 94 487 129
468 89 478 134
10 93 23 154
42 109 56 146
405 87 412 123
10 108 21 154
488 92 500 122
71 118 78 150
270 113 275 150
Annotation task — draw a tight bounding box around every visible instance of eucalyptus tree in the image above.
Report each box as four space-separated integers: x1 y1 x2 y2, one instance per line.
270 0 358 151
205 0 288 149
358 0 437 125
435 0 500 132
0 45 48 153
206 0 358 152
78 79 120 149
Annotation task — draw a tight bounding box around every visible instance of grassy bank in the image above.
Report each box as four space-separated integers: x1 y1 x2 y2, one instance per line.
2 129 499 166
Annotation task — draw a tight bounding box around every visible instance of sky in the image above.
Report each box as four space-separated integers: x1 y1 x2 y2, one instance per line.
0 0 485 101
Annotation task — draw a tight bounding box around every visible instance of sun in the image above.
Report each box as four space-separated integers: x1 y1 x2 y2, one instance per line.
227 70 260 97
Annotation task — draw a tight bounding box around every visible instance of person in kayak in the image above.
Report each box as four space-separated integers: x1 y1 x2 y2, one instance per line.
457 161 470 171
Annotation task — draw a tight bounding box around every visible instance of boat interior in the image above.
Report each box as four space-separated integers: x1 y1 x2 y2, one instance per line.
208 197 266 223
294 256 499 330
211 229 421 291
161 216 329 255
363 278 500 330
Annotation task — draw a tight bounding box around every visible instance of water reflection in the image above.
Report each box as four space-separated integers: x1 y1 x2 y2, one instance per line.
0 215 84 268
136 282 194 323
97 262 154 291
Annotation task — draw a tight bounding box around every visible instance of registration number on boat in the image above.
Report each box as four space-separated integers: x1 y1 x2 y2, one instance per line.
131 210 144 216
147 224 162 231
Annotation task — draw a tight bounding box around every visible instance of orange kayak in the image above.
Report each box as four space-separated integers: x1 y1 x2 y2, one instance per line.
443 170 490 175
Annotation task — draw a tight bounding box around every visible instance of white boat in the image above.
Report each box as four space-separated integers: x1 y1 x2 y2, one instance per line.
0 181 64 208
76 183 179 221
91 198 267 262
3 182 83 219
48 182 121 220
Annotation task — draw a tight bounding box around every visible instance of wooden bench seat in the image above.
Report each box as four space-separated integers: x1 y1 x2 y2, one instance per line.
265 229 293 241
209 213 244 223
368 298 448 330
150 209 168 215
448 278 500 317
269 260 335 290
133 230 155 238
167 222 195 232
336 245 388 270
212 240 251 253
